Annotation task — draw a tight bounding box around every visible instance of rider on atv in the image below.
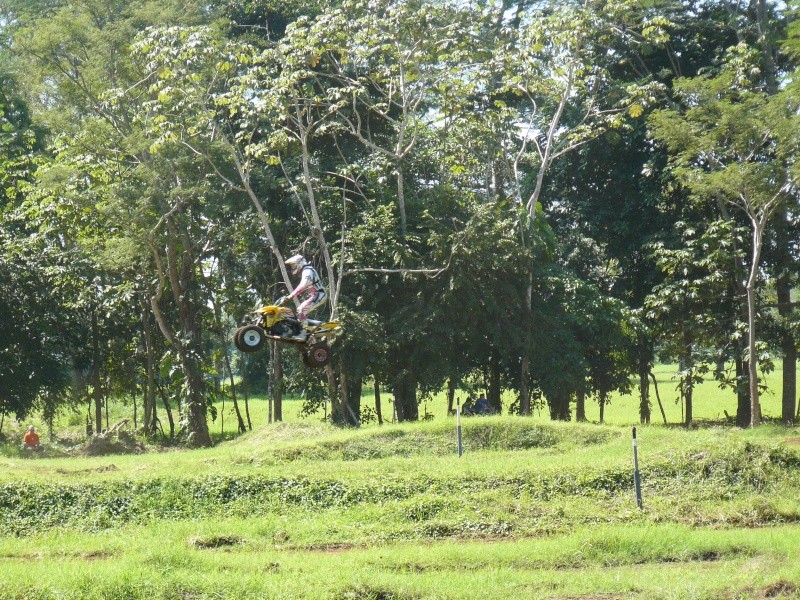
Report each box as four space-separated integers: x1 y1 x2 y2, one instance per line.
284 254 327 341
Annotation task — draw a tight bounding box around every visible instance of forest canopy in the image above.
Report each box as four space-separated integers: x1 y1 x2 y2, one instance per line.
0 0 798 445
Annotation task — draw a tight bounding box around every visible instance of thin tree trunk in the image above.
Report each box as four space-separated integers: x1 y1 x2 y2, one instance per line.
273 342 283 422
735 353 750 427
91 308 103 434
214 299 246 433
520 274 533 415
396 168 406 236
105 385 109 431
639 336 651 424
326 362 341 422
489 353 502 414
747 219 764 426
142 298 157 437
683 330 693 428
375 380 383 425
684 377 693 428
242 354 252 430
447 378 456 416
776 207 796 423
648 372 668 425
132 382 137 430
599 392 606 424
267 342 274 423
158 383 175 442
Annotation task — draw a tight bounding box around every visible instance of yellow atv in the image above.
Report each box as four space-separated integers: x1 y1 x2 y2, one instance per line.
234 297 341 368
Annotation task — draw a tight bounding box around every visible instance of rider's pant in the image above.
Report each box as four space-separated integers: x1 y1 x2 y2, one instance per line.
298 291 327 322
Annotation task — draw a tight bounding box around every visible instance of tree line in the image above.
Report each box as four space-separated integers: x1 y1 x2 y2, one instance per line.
0 0 799 445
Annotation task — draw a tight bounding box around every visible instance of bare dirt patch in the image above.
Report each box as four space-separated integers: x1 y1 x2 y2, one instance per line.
305 542 357 553
188 535 243 549
54 464 119 475
762 581 798 598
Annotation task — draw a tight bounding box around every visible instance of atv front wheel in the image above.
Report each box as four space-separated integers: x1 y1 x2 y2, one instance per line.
235 325 266 353
303 342 332 368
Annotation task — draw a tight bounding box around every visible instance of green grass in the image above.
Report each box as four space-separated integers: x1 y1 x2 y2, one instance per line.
1 365 800 598
2 521 799 599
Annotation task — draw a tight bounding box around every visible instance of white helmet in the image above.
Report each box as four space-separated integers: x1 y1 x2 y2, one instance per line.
285 254 306 271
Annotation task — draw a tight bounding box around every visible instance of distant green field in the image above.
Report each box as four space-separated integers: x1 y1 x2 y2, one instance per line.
0 362 791 446
199 360 793 436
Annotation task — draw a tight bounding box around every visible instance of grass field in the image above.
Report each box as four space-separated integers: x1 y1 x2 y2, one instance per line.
1 365 800 599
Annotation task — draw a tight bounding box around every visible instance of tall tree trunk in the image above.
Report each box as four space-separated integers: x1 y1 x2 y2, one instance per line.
519 276 533 415
91 308 103 434
396 168 406 237
325 363 341 422
159 383 175 442
599 391 606 424
393 370 418 422
343 371 362 426
716 199 751 427
649 372 668 425
337 361 362 426
213 300 245 433
272 342 283 422
776 207 796 423
638 336 652 424
488 352 502 414
148 208 211 447
548 391 571 421
242 354 252 430
142 298 157 437
447 378 456 415
682 337 694 428
374 379 383 425
735 352 750 427
746 219 764 426
684 377 693 428
575 384 586 422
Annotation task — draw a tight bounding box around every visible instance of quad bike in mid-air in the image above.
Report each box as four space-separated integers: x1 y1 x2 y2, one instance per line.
234 297 342 368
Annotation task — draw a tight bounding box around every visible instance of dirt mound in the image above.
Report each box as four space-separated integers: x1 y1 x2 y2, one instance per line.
82 426 145 456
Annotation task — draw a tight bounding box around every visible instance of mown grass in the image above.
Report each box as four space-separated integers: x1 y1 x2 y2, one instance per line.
1 520 799 599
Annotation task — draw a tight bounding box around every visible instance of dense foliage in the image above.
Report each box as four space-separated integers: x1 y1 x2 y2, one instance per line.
1 0 799 442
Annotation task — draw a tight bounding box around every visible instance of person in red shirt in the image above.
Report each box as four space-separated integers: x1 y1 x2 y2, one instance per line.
22 425 41 451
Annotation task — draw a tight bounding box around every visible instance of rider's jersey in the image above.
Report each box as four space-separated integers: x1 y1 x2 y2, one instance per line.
292 265 324 300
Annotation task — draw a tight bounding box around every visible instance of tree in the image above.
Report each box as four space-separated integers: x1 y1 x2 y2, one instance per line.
649 43 799 426
481 0 666 415
5 0 224 445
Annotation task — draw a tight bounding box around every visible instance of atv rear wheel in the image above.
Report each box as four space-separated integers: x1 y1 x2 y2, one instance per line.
235 325 266 353
303 342 332 368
